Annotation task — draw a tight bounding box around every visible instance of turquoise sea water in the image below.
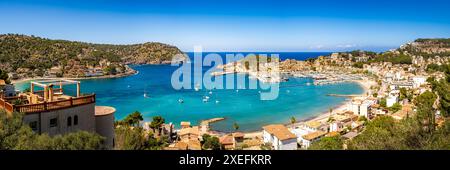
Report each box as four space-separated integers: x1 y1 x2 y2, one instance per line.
15 52 364 132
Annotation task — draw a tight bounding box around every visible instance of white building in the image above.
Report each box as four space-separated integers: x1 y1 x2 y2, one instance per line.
262 124 298 150
386 95 398 107
412 76 427 88
348 99 375 118
329 122 343 132
300 131 327 149
330 53 339 59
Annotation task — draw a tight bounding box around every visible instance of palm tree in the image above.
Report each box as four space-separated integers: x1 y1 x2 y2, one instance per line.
150 116 165 136
233 122 239 132
290 116 296 125
244 61 250 70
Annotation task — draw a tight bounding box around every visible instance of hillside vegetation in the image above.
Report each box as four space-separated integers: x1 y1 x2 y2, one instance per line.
0 34 185 79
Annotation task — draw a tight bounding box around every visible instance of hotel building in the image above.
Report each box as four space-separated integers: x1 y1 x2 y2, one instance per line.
0 79 115 149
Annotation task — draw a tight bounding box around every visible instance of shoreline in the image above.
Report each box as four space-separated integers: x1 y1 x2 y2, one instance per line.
10 63 373 137
235 78 372 136
11 67 139 84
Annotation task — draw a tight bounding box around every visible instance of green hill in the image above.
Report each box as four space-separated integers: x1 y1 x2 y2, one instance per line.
0 34 185 78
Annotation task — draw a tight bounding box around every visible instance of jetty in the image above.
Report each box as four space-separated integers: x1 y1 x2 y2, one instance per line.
200 117 225 126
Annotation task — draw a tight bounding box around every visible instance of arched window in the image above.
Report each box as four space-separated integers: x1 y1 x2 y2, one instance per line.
67 116 72 126
74 115 78 125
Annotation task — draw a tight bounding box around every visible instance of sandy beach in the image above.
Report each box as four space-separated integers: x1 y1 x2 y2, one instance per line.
242 78 375 138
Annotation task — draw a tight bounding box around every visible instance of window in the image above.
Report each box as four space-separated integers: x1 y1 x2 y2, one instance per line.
67 117 72 126
29 121 38 131
50 118 58 128
74 115 78 125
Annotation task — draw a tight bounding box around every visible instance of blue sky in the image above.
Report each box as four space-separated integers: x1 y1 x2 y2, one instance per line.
1 0 450 52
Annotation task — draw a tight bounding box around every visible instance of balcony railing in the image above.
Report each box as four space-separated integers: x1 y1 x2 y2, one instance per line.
0 94 95 114
0 97 14 113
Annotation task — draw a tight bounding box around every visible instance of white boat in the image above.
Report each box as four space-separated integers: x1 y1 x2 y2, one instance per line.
143 88 149 98
215 100 220 104
194 83 200 91
178 98 184 103
209 91 213 95
202 96 210 102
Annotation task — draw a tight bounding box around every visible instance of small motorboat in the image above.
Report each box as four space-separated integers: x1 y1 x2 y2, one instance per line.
178 98 184 103
215 100 220 104
202 96 210 103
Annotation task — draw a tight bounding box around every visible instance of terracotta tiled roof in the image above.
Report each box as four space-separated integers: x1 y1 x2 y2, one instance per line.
219 135 235 145
302 131 327 141
180 121 191 127
0 79 5 86
178 126 199 136
232 132 244 138
305 121 322 129
262 124 296 141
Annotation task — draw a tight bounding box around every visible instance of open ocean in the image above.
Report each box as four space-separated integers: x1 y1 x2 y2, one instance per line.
15 52 364 132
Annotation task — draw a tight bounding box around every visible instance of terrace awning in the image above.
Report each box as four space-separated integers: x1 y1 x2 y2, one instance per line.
30 79 81 102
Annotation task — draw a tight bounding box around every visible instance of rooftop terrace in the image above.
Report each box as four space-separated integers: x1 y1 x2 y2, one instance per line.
0 79 95 114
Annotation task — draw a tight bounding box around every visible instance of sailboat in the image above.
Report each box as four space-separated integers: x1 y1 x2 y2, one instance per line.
194 83 200 91
143 86 150 98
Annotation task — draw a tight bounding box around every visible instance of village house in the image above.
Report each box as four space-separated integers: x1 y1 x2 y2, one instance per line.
348 98 376 118
0 79 116 149
411 76 427 88
233 132 245 146
173 125 202 150
262 124 297 150
219 134 235 150
300 130 327 149
386 95 398 107
178 125 200 141
180 121 191 129
174 139 202 150
302 120 323 132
